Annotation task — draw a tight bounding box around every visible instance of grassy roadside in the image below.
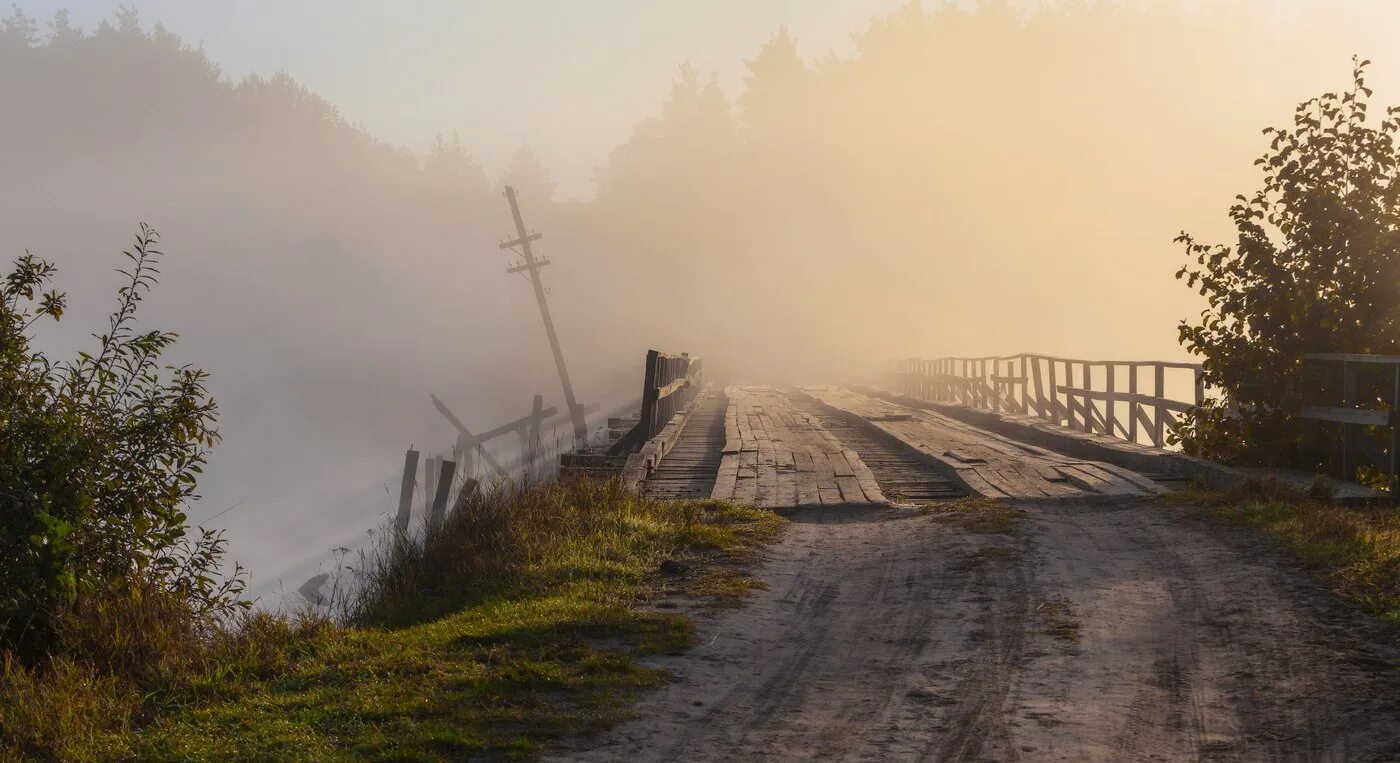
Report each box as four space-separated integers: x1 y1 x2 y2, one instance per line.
1165 480 1399 623
3 478 784 761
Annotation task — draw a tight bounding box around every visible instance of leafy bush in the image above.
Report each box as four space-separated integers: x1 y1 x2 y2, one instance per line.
0 225 242 661
1175 59 1400 465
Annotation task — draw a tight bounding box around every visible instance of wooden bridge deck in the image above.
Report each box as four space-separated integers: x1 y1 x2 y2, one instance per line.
709 386 887 507
637 385 1178 505
641 391 727 500
785 393 963 501
801 386 1167 499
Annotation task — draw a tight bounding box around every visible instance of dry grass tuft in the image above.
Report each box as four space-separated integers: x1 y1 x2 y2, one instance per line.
919 496 1024 534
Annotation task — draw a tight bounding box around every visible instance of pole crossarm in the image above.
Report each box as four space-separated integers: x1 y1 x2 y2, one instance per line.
507 259 551 274
500 233 542 250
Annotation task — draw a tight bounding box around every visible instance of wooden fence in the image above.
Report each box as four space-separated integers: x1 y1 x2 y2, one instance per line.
1301 353 1399 493
609 350 703 455
890 354 1204 448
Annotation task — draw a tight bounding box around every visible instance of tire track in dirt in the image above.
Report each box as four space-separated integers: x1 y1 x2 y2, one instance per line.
552 413 1400 761
552 504 1019 761
1006 496 1400 762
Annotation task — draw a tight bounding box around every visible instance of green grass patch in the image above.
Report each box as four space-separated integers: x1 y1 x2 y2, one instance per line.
3 479 785 761
1165 479 1400 623
919 496 1024 534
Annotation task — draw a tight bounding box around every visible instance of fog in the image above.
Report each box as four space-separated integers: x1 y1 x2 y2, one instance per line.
2 2 1396 596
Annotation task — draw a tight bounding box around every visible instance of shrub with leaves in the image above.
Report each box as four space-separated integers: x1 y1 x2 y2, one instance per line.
0 225 241 661
1175 59 1400 465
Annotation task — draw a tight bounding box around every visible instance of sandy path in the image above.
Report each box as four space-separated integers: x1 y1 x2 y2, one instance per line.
554 495 1400 762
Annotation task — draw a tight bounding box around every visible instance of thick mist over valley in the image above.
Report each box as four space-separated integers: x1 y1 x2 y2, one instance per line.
2 1 1397 595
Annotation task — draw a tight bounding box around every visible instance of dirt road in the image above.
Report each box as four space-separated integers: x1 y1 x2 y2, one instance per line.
556 494 1399 761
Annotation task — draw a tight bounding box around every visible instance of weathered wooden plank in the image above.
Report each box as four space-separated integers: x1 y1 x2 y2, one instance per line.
828 451 856 477
710 456 739 500
836 476 867 503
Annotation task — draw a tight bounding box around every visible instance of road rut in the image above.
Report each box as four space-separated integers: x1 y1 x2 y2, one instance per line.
555 394 1400 762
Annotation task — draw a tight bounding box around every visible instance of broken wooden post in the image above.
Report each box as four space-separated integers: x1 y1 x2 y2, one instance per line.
423 454 441 515
395 448 419 535
526 394 544 476
428 459 457 532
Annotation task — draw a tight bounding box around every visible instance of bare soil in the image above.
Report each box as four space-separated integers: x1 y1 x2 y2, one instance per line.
553 497 1400 762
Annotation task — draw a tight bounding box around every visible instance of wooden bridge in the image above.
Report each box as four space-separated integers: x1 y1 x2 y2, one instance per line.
578 349 1229 508
584 348 1394 506
391 346 1390 534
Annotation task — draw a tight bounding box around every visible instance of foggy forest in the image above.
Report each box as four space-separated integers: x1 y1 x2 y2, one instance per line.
3 1 1400 760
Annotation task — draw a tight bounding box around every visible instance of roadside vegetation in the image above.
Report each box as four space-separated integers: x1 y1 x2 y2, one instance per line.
0 232 785 760
1166 479 1400 623
5 474 783 761
1174 59 1400 476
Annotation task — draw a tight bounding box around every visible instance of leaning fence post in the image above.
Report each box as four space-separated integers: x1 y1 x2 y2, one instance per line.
396 448 419 535
428 459 457 532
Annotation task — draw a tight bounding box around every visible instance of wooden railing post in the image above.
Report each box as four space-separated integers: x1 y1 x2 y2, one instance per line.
1058 361 1069 431
641 349 661 441
1153 364 1166 447
1031 355 1046 418
1128 364 1139 444
1081 362 1094 433
1105 363 1116 437
992 358 1001 413
1019 356 1029 414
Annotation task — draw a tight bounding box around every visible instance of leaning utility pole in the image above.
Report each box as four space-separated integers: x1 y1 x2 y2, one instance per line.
497 186 588 444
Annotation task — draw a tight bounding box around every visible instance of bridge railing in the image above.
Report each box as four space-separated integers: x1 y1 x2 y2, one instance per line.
608 350 703 455
1300 353 1399 493
890 354 1203 448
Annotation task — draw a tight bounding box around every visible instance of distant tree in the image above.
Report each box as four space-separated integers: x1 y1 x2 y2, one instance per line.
47 9 82 45
0 7 37 47
500 145 557 203
595 64 736 207
1175 59 1400 465
425 132 490 199
740 27 812 136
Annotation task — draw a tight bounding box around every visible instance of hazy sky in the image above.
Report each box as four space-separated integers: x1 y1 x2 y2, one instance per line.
10 0 1332 199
